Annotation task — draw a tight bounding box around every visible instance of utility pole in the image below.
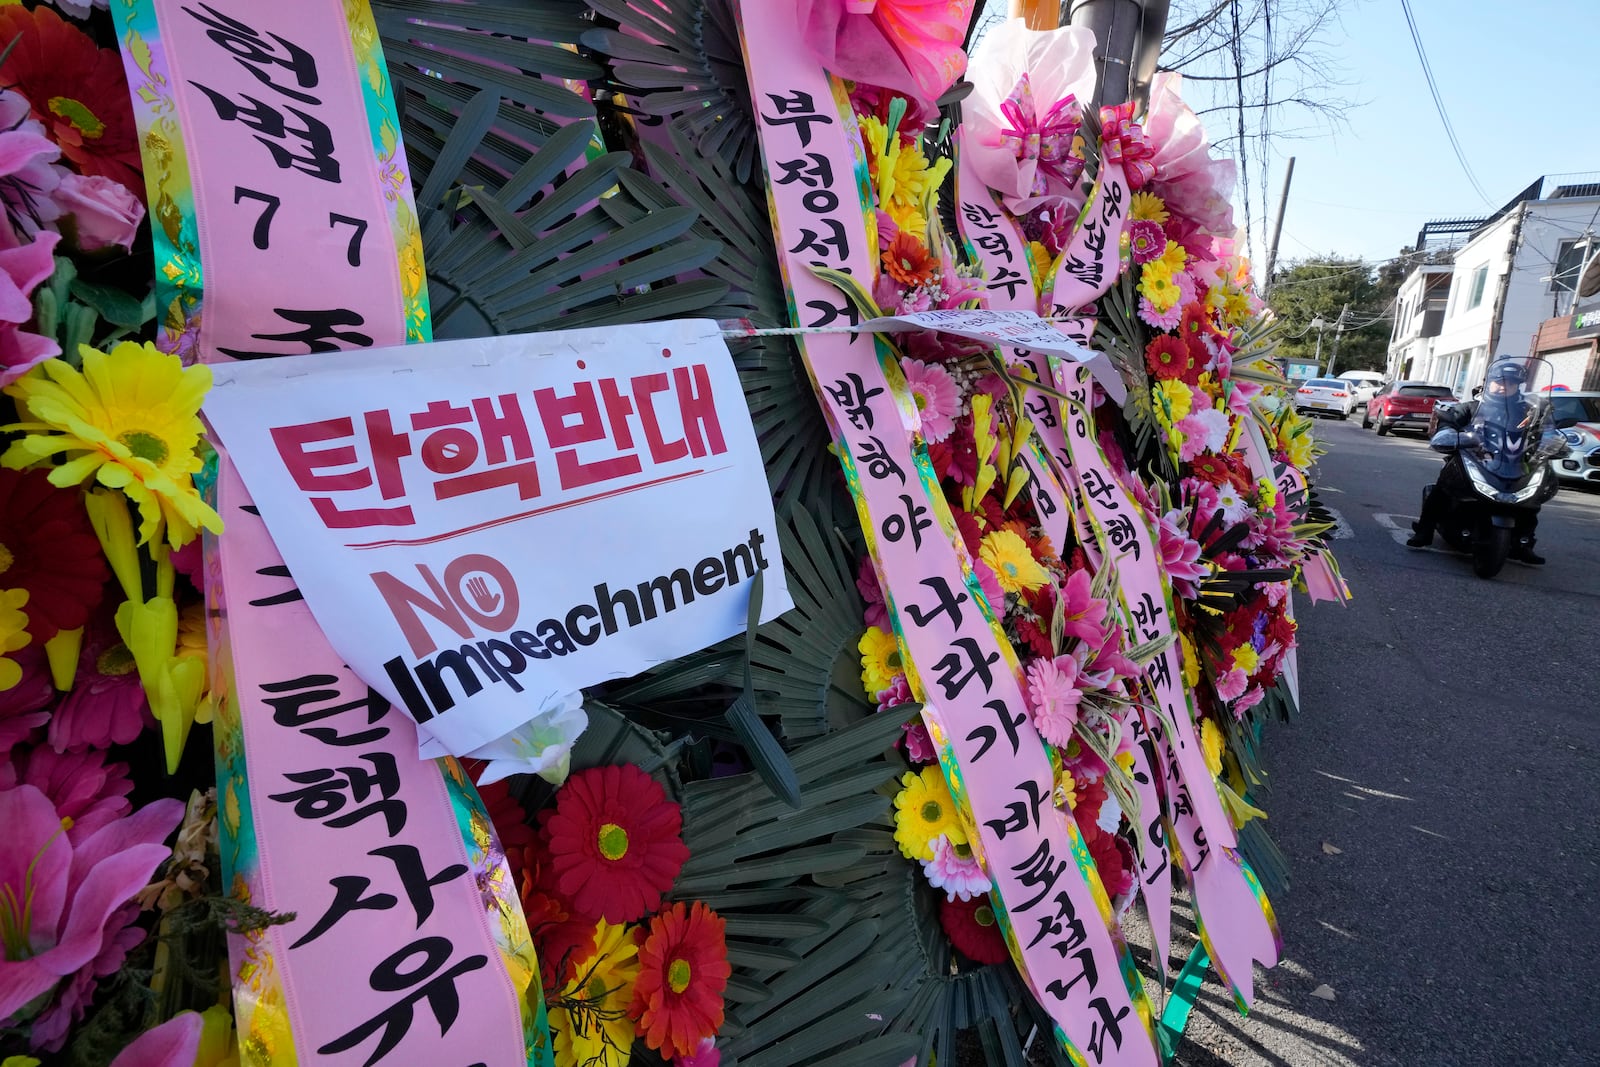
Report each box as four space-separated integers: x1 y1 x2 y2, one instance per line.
1263 157 1295 293
1065 0 1171 110
1326 302 1350 376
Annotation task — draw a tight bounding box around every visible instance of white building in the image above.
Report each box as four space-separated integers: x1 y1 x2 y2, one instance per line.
1386 264 1451 382
1391 176 1600 393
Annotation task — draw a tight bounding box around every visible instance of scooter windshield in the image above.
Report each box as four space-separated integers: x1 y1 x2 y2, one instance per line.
1469 357 1556 484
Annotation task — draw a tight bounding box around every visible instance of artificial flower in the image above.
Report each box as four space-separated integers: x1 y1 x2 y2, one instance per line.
883 231 937 286
1138 292 1184 332
0 785 182 1050
544 763 690 923
0 587 28 692
938 895 1010 965
4 343 221 548
856 556 890 632
0 6 142 191
0 230 60 388
971 559 1005 612
1174 407 1230 463
1141 72 1238 238
900 357 958 443
858 625 902 694
798 0 976 109
1127 217 1167 265
1201 718 1226 779
1084 825 1135 898
1144 335 1194 383
1158 510 1208 592
631 901 731 1059
874 672 912 712
1055 568 1110 647
0 90 65 246
1022 654 1084 747
674 1037 721 1067
1215 666 1248 702
2 745 133 845
978 528 1049 594
133 788 216 915
116 589 207 773
857 113 950 234
0 642 50 746
0 468 108 642
1213 482 1251 525
104 1010 203 1067
893 764 965 860
1230 643 1260 675
921 834 991 901
1154 379 1194 426
1129 191 1168 224
54 173 144 254
520 857 599 990
549 918 640 1067
462 690 587 786
902 719 936 763
46 611 151 752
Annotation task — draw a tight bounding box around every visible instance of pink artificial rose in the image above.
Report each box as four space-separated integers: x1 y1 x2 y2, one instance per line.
55 173 145 253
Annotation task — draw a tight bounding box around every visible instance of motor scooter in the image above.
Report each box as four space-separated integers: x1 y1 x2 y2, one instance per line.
1417 357 1566 579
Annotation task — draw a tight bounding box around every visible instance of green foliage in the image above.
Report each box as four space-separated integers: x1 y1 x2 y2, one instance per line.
1264 256 1401 374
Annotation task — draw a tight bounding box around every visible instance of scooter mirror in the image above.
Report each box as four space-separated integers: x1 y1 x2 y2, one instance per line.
1429 428 1459 453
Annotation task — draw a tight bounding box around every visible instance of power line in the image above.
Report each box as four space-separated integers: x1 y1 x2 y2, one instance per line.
1397 0 1492 207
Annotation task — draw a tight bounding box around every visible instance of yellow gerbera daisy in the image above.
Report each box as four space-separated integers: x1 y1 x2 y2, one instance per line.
1154 380 1193 425
858 625 903 693
1137 259 1179 311
0 587 30 692
1179 631 1201 690
550 918 640 1067
3 343 221 548
1129 190 1169 224
1230 643 1260 675
1201 718 1226 779
894 765 966 860
978 528 1049 594
1154 240 1188 277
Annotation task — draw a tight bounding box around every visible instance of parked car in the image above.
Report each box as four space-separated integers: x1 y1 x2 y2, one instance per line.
1546 390 1600 488
1339 372 1383 408
1363 381 1456 436
1294 377 1355 419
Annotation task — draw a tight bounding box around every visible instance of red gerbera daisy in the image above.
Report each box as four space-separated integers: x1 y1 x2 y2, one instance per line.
631 901 731 1058
939 894 1011 965
1144 334 1195 382
1085 826 1135 898
0 468 108 643
544 763 690 924
0 6 143 192
1178 302 1219 361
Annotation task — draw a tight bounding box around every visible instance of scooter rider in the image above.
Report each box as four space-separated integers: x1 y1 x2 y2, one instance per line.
1406 359 1558 563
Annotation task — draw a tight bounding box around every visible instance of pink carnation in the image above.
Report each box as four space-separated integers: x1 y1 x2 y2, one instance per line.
902 720 936 763
856 555 889 632
1216 666 1248 702
1137 293 1182 331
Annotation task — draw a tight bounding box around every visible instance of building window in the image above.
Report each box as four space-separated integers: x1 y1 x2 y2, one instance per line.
1551 238 1587 293
1466 265 1488 310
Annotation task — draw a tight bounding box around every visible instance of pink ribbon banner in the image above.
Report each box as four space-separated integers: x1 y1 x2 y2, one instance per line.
737 2 1158 1062
116 1 544 1062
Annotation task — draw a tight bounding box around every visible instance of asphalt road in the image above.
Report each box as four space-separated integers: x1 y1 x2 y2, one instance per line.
1173 414 1600 1065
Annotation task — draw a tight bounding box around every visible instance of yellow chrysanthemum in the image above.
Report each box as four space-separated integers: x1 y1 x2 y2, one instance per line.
1155 380 1193 425
859 114 949 238
1221 289 1254 327
978 528 1049 594
1129 190 1169 223
551 918 640 1067
858 625 903 694
1285 425 1315 469
2 343 221 548
1231 643 1260 675
0 587 29 692
1201 718 1225 779
894 765 966 860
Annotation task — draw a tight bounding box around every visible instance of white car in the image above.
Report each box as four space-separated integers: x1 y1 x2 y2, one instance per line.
1294 377 1355 419
1340 375 1382 408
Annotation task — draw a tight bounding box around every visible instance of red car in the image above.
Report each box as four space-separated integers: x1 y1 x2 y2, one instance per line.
1362 381 1457 436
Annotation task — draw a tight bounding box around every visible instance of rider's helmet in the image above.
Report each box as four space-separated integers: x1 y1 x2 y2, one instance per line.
1485 359 1527 397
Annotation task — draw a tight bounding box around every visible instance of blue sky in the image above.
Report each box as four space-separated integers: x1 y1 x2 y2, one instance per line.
1239 0 1600 269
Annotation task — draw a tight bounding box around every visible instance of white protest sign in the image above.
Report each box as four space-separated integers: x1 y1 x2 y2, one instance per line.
861 308 1127 403
204 319 791 759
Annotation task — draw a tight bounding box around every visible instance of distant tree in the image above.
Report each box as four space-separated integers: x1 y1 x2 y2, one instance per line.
1266 255 1398 374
